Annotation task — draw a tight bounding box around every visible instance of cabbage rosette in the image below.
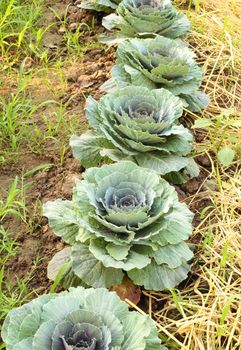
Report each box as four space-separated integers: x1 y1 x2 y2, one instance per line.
70 86 199 184
2 287 167 350
102 0 190 39
44 161 194 291
101 36 209 112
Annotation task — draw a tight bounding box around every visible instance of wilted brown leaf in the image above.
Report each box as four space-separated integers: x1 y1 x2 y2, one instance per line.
111 277 141 305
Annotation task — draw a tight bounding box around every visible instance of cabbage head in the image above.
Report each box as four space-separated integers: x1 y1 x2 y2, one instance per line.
2 287 167 350
103 0 190 39
44 161 194 291
70 86 199 184
101 36 209 112
77 0 121 13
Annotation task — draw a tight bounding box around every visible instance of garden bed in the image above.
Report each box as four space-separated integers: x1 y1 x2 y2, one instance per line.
0 0 240 348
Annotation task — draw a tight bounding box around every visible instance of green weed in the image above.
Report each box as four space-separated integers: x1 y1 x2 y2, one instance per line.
0 177 27 222
193 109 241 168
0 266 36 333
0 226 17 265
0 226 34 350
0 0 48 65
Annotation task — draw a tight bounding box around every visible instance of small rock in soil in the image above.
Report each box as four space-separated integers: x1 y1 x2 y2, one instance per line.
67 69 81 83
42 32 64 49
181 178 200 194
196 154 211 167
69 22 78 31
77 75 95 88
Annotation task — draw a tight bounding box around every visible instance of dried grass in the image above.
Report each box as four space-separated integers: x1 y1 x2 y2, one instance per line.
127 168 241 350
128 170 241 349
186 0 241 113
128 1 241 348
146 171 240 349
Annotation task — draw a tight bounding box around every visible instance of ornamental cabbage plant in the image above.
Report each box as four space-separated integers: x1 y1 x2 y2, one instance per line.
2 287 167 350
102 0 190 39
70 86 199 184
44 161 194 291
101 36 209 112
77 0 121 13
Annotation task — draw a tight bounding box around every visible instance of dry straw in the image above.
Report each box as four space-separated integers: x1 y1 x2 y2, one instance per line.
129 169 241 350
128 1 241 348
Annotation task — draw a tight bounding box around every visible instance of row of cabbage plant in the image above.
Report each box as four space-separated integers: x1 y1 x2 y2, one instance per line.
71 0 209 183
2 1 208 349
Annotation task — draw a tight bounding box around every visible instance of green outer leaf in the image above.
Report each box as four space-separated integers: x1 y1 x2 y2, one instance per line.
125 64 157 88
148 202 193 245
84 159 139 183
85 213 136 244
181 90 209 112
79 0 120 12
32 320 56 349
101 64 156 92
135 152 189 175
128 260 190 290
184 157 200 178
163 157 199 184
72 180 97 217
89 238 151 271
48 248 89 289
145 317 168 350
43 200 80 244
102 13 122 30
84 288 129 319
152 242 193 268
70 131 116 168
120 312 153 350
100 315 123 347
106 242 130 260
85 96 102 131
71 244 124 288
120 311 166 349
163 171 186 184
100 148 130 162
76 227 93 243
41 296 80 324
47 247 72 286
13 338 33 350
2 294 54 349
